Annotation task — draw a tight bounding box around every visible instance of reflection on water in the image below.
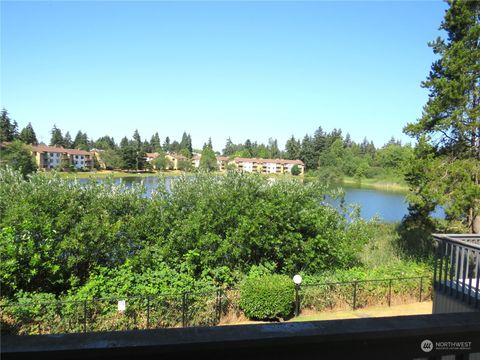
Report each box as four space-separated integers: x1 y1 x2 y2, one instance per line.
78 176 444 222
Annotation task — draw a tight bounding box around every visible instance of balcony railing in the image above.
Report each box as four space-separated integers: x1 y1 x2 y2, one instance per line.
433 234 480 310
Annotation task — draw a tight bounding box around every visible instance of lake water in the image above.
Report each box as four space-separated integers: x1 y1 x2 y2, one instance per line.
79 176 444 223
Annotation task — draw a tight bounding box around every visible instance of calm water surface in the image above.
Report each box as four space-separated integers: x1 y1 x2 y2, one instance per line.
79 176 444 223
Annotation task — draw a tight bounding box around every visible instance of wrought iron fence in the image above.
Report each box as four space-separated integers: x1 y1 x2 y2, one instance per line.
0 289 226 336
1 276 431 335
298 276 431 313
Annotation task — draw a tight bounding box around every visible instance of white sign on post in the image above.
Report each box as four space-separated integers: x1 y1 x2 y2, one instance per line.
118 300 126 312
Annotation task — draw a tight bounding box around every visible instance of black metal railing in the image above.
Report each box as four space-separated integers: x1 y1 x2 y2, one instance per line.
1 276 432 336
433 234 480 309
299 276 430 312
0 289 226 336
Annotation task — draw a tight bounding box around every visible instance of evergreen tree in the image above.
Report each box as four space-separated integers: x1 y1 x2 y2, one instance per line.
344 133 353 148
186 134 193 157
143 140 152 153
120 136 129 149
312 126 327 155
223 137 236 156
268 138 280 158
50 125 64 147
285 135 301 160
244 139 253 157
18 123 38 145
73 131 89 150
404 0 480 233
132 130 142 149
0 140 37 177
300 135 317 170
63 131 73 148
163 136 171 152
94 136 116 150
150 132 162 152
179 132 193 157
0 109 18 142
200 139 218 171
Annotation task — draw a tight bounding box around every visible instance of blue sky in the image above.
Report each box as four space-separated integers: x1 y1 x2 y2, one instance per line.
1 1 447 151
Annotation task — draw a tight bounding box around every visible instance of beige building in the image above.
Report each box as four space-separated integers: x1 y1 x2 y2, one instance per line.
31 145 94 170
233 157 304 175
191 154 304 175
146 152 187 170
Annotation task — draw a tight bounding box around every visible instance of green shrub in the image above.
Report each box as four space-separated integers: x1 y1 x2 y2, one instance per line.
239 275 294 320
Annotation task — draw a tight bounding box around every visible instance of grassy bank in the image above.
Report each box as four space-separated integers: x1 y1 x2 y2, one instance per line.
304 173 409 193
342 176 409 193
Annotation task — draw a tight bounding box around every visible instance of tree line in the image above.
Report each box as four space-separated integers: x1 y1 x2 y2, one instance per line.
0 109 414 178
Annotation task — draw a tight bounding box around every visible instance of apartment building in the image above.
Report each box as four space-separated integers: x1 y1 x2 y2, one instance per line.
191 154 304 175
233 158 304 175
31 145 94 170
145 152 187 170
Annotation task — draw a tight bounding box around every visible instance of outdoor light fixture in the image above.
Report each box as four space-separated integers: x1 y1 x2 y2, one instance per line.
293 275 302 317
293 274 302 285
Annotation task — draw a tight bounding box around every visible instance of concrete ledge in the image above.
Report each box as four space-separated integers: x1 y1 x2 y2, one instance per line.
3 313 480 359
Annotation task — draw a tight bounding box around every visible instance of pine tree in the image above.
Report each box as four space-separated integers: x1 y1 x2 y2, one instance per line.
18 123 38 145
73 130 89 150
300 135 317 170
285 135 301 160
223 137 235 156
313 126 327 155
404 0 480 233
50 125 64 147
63 131 73 148
200 139 218 171
133 130 142 149
150 132 162 152
163 136 171 152
179 132 193 157
0 109 18 142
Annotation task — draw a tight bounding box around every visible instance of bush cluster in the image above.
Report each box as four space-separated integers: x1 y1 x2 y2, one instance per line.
0 169 375 298
239 275 294 320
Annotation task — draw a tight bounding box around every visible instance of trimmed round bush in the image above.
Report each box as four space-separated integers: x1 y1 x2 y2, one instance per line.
239 275 294 320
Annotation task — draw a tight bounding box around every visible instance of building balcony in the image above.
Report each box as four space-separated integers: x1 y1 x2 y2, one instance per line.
433 234 480 314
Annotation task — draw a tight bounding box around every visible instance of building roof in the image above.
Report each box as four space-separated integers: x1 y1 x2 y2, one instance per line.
146 152 160 159
31 145 92 156
167 153 187 160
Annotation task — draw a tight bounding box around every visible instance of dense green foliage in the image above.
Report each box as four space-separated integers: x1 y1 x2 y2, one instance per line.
0 109 18 142
200 139 218 171
0 141 37 177
290 164 300 176
404 0 480 233
0 169 375 299
239 274 294 320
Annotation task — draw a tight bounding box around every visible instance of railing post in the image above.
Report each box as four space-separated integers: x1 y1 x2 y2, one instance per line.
218 290 222 324
182 292 187 328
352 282 357 310
83 300 87 333
294 284 300 317
419 277 423 302
388 279 392 307
146 296 150 329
